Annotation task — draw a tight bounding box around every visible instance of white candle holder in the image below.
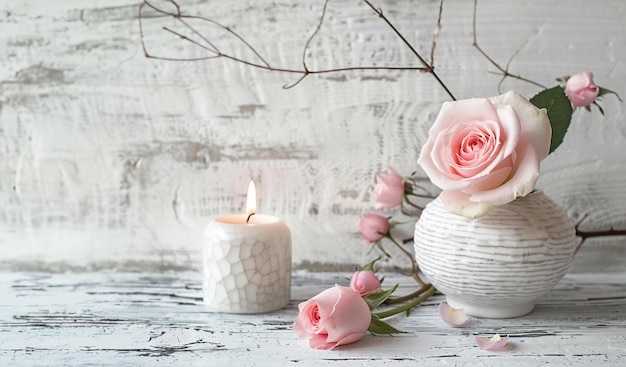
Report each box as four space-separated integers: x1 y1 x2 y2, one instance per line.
202 214 292 313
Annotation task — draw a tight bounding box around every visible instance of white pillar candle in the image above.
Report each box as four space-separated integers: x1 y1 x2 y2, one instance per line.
202 182 292 313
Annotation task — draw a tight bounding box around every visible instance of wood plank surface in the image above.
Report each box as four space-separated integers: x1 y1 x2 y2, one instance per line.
1 271 625 366
1 0 625 273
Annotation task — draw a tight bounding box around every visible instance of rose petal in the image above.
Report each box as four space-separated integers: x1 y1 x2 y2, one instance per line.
488 91 551 163
322 285 371 346
493 104 521 159
428 98 501 138
475 334 510 351
308 333 336 350
438 302 468 327
468 140 539 205
294 300 323 338
439 191 493 219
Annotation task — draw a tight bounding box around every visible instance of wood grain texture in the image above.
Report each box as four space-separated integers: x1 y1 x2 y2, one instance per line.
1 271 625 366
0 0 625 272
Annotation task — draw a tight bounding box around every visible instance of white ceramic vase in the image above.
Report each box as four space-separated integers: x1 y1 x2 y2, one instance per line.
414 191 578 318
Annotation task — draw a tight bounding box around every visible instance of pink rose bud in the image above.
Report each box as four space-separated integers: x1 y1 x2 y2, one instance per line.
350 270 382 295
565 72 599 108
373 167 404 209
293 285 371 350
359 214 390 243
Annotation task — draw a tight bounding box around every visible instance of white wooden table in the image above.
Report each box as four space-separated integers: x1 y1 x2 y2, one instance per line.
1 271 625 366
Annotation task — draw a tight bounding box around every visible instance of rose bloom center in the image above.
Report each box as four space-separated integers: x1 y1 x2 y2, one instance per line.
309 304 321 326
447 122 499 177
461 134 486 159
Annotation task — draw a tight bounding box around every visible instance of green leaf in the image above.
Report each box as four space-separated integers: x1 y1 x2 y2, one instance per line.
598 86 623 102
368 316 404 335
364 284 398 310
530 85 574 154
361 257 380 272
374 241 390 258
593 101 605 115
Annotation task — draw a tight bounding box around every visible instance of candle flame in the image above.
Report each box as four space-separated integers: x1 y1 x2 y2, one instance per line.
246 180 256 216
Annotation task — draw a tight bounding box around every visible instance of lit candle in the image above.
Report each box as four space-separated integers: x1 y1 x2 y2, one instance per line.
202 180 292 313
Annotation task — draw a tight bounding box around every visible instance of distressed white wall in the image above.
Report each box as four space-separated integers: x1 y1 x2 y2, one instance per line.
1 0 624 273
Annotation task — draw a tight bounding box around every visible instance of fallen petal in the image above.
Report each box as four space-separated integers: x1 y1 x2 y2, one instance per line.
438 302 468 327
475 334 510 351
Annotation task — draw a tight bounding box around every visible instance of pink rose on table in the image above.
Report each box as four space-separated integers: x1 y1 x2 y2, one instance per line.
373 167 404 209
417 91 551 218
293 285 371 350
350 270 382 295
565 72 599 108
359 214 390 243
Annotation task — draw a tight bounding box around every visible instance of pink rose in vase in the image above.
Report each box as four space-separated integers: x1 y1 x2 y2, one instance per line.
417 91 551 218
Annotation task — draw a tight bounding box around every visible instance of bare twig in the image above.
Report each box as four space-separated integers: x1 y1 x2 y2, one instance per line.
576 227 626 241
301 0 331 73
472 0 546 90
140 0 269 66
430 0 444 68
574 213 626 252
138 1 454 95
361 0 455 100
139 0 433 90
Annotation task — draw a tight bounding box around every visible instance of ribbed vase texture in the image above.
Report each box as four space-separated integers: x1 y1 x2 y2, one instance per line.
414 191 577 318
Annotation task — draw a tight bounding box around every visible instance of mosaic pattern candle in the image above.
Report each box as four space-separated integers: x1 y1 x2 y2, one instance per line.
202 181 292 313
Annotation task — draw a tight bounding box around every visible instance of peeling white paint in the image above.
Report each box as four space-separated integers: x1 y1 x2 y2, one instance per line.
0 0 625 272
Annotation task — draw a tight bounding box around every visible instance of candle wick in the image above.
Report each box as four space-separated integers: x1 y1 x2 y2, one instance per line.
246 213 256 223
